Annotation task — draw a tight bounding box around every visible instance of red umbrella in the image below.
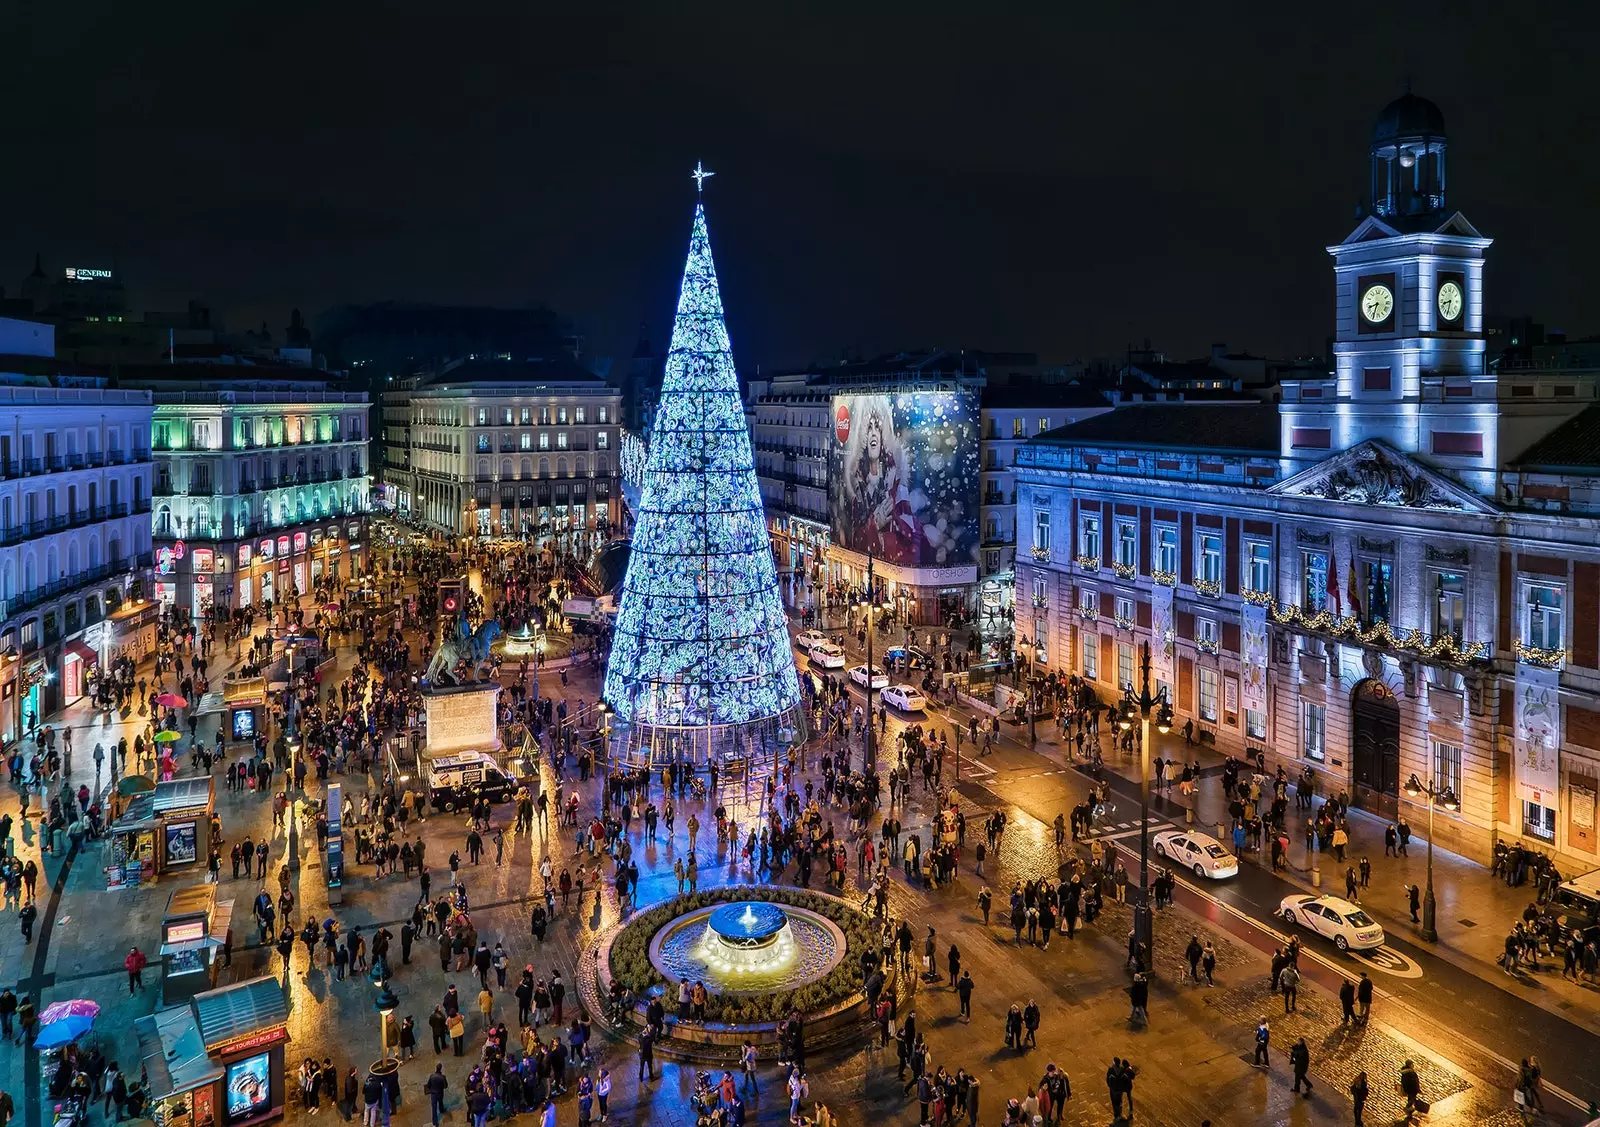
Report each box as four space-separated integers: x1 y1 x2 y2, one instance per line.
155 692 188 709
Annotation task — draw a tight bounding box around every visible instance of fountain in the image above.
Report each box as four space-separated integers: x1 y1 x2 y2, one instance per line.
647 897 847 994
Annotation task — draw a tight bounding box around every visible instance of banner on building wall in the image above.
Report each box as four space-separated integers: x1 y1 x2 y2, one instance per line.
1514 662 1561 806
1151 584 1175 690
1241 601 1269 714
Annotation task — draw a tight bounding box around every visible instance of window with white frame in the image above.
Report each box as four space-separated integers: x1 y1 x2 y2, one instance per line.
1303 551 1329 612
1079 587 1097 615
1303 702 1326 761
1198 533 1222 585
1012 417 1025 437
1246 708 1266 741
1526 584 1564 651
1034 510 1051 552
1117 643 1134 690
1081 631 1098 679
1080 515 1100 559
1524 800 1555 841
1115 596 1133 624
1433 740 1462 798
1434 573 1465 639
1197 617 1218 647
1116 521 1136 568
1197 666 1219 722
1156 526 1177 574
1246 541 1272 594
1038 417 1051 435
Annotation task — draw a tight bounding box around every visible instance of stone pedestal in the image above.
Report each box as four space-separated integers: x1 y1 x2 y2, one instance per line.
423 682 501 756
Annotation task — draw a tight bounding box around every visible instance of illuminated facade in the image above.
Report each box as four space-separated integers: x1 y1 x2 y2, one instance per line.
134 372 372 617
404 358 621 547
1017 94 1600 869
604 197 801 739
0 317 155 739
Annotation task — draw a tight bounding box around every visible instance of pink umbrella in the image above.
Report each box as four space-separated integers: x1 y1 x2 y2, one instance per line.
156 692 188 709
39 1000 100 1024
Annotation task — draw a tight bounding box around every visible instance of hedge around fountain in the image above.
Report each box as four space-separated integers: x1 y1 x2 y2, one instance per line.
609 887 876 1025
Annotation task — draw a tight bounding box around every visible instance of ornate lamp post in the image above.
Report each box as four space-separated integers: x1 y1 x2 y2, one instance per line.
1117 642 1173 973
1402 773 1459 942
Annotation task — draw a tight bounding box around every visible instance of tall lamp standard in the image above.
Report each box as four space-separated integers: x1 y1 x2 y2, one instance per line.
1402 773 1459 942
1117 642 1173 973
862 551 877 775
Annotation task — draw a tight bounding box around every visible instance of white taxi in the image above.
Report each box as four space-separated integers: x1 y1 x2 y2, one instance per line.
1278 893 1386 951
1152 829 1238 879
796 629 830 650
881 684 927 712
807 641 846 669
849 664 889 691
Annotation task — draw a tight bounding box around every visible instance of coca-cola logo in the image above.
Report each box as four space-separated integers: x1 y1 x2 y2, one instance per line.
834 402 852 445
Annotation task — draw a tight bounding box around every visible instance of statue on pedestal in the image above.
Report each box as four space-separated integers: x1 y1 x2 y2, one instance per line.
425 613 504 686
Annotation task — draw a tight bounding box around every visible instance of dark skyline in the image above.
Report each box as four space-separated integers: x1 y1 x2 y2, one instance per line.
5 3 1595 371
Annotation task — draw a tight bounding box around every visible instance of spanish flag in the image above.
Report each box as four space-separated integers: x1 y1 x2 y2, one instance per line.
1346 559 1363 622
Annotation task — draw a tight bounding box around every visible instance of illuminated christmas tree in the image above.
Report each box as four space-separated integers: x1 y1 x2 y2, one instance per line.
603 170 801 737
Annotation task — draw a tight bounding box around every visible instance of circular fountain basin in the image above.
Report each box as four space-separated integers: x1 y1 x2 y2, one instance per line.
648 899 846 994
708 902 788 948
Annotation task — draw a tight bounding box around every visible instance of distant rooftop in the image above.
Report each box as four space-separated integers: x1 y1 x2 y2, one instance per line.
1032 403 1280 457
1512 403 1600 471
418 356 610 390
979 383 1111 410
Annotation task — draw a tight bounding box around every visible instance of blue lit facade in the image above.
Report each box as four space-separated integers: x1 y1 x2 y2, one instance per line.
603 201 801 731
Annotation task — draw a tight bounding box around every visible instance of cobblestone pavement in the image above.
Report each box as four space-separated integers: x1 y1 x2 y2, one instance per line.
0 574 1583 1127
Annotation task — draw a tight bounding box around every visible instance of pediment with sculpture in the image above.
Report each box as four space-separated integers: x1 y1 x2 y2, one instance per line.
1272 440 1496 514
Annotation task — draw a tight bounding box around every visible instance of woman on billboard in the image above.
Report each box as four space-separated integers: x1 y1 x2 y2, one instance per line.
839 396 919 565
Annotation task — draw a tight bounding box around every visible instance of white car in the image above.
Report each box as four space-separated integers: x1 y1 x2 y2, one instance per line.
1278 894 1386 952
881 684 927 712
1152 830 1238 879
796 629 830 650
807 641 846 669
849 664 889 690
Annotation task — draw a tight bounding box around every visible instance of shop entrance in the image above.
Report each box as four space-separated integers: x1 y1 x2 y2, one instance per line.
1351 679 1400 818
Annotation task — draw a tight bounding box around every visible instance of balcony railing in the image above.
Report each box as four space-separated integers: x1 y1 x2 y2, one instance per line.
0 558 141 622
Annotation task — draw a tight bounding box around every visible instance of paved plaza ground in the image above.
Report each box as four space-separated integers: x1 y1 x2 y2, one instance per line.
0 571 1593 1127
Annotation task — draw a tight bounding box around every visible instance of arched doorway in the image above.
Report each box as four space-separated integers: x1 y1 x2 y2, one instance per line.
1351 679 1400 817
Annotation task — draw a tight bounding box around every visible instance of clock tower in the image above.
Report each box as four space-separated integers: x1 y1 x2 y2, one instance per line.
1283 92 1497 495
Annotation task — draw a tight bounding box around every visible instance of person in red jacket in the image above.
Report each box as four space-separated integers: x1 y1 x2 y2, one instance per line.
125 947 147 994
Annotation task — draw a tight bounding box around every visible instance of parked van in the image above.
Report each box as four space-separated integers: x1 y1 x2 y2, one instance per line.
425 751 515 811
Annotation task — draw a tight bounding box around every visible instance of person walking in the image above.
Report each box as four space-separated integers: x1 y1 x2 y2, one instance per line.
1289 1038 1312 1097
1338 978 1357 1025
1399 1059 1424 1117
125 946 147 993
1280 962 1299 1012
1350 1071 1369 1126
1356 972 1373 1023
956 970 974 1022
1253 1017 1270 1067
424 1065 448 1127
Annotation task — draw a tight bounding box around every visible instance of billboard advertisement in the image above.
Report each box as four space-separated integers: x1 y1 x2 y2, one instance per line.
828 391 979 568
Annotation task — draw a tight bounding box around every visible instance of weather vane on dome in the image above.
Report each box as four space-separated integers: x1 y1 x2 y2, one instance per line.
691 161 715 193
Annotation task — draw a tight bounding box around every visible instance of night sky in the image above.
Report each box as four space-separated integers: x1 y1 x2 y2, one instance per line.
6 3 1595 371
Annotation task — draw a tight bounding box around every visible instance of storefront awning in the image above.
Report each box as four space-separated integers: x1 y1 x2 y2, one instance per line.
153 777 214 816
63 640 98 665
194 691 226 718
193 976 289 1052
136 1007 223 1100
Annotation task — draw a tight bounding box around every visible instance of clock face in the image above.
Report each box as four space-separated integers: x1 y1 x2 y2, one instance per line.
1360 284 1394 324
1438 280 1463 322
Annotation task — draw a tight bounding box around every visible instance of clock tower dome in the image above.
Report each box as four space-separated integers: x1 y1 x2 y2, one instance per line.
1281 92 1496 495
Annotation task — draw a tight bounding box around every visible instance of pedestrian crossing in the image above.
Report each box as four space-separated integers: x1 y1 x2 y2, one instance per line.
1082 817 1181 842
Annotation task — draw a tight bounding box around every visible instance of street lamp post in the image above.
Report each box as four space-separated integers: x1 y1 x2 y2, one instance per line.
1402 773 1459 943
1118 642 1173 974
863 552 876 775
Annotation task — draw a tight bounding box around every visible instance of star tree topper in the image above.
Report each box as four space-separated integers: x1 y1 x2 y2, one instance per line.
691 161 714 193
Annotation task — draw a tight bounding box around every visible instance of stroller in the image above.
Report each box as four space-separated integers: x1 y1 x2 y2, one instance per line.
688 1071 718 1116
